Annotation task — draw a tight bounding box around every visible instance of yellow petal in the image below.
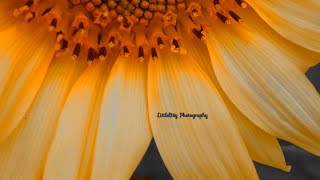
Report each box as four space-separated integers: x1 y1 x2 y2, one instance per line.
246 0 320 53
44 55 116 180
91 55 152 180
229 104 291 172
0 54 85 179
0 26 47 93
178 28 216 82
77 52 120 180
183 35 290 171
0 26 56 141
148 46 258 179
235 7 320 72
206 20 320 156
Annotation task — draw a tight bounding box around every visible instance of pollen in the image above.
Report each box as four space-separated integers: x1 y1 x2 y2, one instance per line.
13 0 246 63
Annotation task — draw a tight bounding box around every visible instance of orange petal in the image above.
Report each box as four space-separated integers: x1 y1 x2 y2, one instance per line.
0 25 56 141
0 54 85 179
91 55 152 179
44 57 115 180
148 46 258 179
206 19 320 156
235 7 320 72
184 35 290 171
247 0 320 53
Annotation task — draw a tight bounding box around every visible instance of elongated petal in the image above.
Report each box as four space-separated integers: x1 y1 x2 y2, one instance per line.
230 104 291 171
0 55 85 179
235 7 320 71
44 58 115 180
148 46 258 179
76 53 119 180
0 26 47 94
206 20 320 156
179 30 216 82
246 0 320 53
91 55 152 180
0 26 56 141
183 35 290 171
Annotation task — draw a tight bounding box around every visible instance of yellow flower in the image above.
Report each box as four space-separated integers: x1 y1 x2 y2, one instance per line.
0 0 319 179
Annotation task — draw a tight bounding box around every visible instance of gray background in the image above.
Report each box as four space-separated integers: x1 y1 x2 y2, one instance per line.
133 64 320 180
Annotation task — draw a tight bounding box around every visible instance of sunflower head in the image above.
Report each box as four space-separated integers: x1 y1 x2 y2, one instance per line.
10 0 248 63
0 0 319 179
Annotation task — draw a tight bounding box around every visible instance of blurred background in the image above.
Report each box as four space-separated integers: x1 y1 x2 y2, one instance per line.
132 64 320 180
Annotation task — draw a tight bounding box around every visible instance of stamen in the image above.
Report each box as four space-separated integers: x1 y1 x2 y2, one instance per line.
172 39 180 49
191 9 199 17
157 37 164 49
87 47 96 65
138 46 144 62
151 47 158 60
72 29 79 36
109 36 116 47
41 8 53 16
171 39 187 54
192 28 205 40
216 12 230 24
25 12 36 22
78 22 85 30
49 18 58 31
99 46 107 60
25 1 34 7
61 40 69 50
14 1 34 17
234 0 247 8
122 17 131 29
72 43 82 60
123 46 130 57
78 22 86 34
213 0 221 10
98 34 102 45
228 11 243 23
56 31 63 42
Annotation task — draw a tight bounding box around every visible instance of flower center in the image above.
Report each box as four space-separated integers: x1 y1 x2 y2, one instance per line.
13 0 246 63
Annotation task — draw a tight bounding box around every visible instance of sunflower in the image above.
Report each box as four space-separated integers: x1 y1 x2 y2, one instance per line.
0 0 319 179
